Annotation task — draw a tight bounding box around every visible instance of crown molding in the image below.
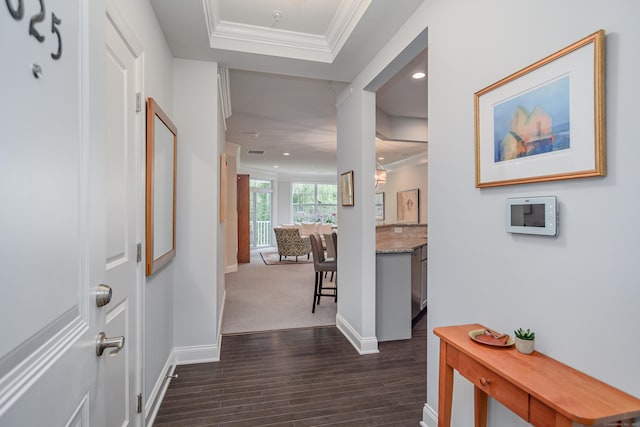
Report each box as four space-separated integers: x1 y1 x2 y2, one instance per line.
325 0 372 60
203 0 371 63
384 151 429 171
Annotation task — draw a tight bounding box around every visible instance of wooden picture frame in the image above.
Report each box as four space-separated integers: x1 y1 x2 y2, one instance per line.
475 30 606 187
397 189 419 223
340 170 354 206
146 98 177 276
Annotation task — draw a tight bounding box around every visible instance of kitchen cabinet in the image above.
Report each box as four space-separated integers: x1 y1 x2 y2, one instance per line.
411 244 428 319
375 243 427 342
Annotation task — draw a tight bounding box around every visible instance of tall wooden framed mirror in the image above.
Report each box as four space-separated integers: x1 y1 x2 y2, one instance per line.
146 97 177 275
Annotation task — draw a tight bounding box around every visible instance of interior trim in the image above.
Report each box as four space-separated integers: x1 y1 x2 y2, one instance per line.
106 0 143 56
144 352 175 423
65 393 90 427
202 0 371 63
0 311 87 416
421 402 438 427
0 307 80 378
174 344 220 365
335 313 379 355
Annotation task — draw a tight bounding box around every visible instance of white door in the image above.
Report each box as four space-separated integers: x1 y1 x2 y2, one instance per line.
105 7 143 426
1 0 109 426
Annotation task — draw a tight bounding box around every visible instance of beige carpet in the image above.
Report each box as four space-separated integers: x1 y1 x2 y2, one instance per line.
221 248 336 334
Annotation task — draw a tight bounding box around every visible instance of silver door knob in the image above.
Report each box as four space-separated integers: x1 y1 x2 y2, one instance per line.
96 284 112 307
96 332 125 357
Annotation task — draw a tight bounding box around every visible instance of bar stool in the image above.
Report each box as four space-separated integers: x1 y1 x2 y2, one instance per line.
309 233 337 313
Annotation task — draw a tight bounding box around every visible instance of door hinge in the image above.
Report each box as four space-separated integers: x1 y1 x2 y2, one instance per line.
136 92 142 113
137 393 143 413
136 243 142 263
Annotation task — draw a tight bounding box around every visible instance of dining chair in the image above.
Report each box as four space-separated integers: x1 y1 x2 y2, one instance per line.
309 233 337 313
324 232 336 259
323 232 337 282
331 231 337 258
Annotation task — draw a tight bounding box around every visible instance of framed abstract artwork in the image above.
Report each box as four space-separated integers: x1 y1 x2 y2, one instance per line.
475 30 606 187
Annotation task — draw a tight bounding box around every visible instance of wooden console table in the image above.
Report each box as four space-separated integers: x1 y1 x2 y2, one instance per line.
434 324 640 427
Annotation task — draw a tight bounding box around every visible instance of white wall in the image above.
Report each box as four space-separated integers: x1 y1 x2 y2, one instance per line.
335 89 379 353
276 178 292 226
379 160 428 224
344 0 640 425
424 0 640 425
216 81 227 340
110 0 175 413
377 108 428 142
173 59 222 363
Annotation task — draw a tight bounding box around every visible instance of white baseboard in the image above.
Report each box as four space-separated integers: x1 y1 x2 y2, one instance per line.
421 402 437 427
174 291 223 366
217 290 226 354
145 351 176 427
145 308 225 427
174 343 220 365
335 313 379 354
225 263 238 273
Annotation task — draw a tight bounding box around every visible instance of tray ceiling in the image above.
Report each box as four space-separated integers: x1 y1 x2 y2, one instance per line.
203 0 370 63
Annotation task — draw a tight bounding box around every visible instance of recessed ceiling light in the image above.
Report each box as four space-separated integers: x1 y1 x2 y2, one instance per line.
378 156 385 160
412 72 426 79
273 165 279 168
283 152 290 156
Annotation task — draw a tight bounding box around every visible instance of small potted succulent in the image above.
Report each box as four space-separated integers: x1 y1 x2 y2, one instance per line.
514 328 535 354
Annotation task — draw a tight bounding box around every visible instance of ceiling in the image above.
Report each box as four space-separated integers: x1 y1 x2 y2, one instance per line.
150 0 427 177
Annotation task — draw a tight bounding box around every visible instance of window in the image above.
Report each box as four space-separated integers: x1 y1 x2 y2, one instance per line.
292 183 337 225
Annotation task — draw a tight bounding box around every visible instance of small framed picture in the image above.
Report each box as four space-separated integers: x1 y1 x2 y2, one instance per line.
397 189 419 223
375 192 385 220
340 170 354 206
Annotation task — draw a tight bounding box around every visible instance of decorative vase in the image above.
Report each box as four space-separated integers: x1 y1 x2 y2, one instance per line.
515 337 535 354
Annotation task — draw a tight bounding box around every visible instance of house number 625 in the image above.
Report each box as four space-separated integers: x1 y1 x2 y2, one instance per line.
6 0 63 60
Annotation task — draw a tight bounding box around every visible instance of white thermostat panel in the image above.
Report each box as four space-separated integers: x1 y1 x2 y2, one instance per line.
506 196 558 236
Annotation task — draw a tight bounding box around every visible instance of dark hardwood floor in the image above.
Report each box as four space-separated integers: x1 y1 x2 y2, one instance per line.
154 314 427 426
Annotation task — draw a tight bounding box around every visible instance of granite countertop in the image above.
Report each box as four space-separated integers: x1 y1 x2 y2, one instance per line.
376 237 427 254
376 223 427 228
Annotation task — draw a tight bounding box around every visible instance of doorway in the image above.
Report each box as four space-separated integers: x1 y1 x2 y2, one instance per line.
249 178 273 248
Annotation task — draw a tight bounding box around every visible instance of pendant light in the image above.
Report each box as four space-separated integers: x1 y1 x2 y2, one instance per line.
375 163 387 189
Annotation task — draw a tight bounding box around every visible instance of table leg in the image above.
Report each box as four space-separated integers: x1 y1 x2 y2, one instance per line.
474 386 488 427
438 341 454 427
